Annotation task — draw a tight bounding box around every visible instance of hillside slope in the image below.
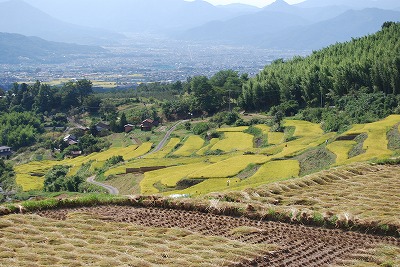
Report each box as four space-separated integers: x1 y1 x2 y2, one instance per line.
0 32 107 64
0 0 124 45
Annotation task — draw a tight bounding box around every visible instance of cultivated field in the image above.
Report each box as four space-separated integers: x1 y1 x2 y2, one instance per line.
214 163 400 234
0 204 398 267
13 115 400 196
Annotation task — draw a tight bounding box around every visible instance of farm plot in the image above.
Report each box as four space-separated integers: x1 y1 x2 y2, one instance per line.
196 138 219 155
140 162 211 194
104 157 206 177
172 136 204 157
166 177 242 196
217 126 249 132
14 161 60 191
32 206 400 267
255 124 284 145
187 155 270 179
219 163 400 231
211 132 254 152
14 143 153 191
0 212 274 267
145 138 181 159
284 119 324 137
327 140 357 165
267 132 285 145
342 115 400 163
230 160 300 191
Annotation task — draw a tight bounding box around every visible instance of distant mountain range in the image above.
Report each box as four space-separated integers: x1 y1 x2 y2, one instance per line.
295 0 400 9
10 0 258 34
0 0 399 50
179 0 400 49
0 0 125 45
0 32 107 63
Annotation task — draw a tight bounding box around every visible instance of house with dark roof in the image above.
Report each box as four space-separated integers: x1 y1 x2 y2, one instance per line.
96 122 111 132
63 135 78 146
124 124 134 133
140 119 158 131
0 146 12 159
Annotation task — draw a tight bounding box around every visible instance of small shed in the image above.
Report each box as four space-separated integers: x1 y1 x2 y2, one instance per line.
0 146 12 159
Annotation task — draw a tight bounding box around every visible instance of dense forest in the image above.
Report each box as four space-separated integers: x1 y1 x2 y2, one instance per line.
0 79 98 150
239 22 400 130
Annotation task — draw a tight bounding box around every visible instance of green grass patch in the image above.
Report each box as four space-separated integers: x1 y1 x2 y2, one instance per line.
295 147 336 176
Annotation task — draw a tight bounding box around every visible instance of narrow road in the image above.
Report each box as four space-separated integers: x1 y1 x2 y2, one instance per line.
86 120 188 194
87 176 119 195
143 120 189 156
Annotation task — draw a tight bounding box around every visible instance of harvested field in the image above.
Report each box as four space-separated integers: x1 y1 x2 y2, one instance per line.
25 205 400 267
217 163 400 232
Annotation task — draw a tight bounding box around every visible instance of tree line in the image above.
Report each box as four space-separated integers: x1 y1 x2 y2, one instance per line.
0 79 98 149
239 22 400 117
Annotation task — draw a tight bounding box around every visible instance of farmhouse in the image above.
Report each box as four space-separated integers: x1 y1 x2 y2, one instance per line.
63 134 78 146
140 119 159 131
124 124 134 133
0 146 12 159
96 122 111 132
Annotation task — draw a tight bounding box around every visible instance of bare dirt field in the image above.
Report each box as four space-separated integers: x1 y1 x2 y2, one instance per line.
36 205 400 267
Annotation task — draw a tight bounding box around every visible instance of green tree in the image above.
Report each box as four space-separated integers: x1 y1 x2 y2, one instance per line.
76 79 93 105
119 112 128 131
191 76 218 114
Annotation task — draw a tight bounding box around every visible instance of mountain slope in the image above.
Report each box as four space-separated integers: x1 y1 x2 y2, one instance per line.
0 32 107 63
260 8 400 49
179 9 310 44
0 0 124 45
297 0 400 10
12 0 256 33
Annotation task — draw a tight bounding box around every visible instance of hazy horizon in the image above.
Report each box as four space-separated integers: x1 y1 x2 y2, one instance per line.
186 0 306 8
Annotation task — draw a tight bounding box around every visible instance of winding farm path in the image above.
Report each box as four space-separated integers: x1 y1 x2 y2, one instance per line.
142 120 189 157
86 120 188 194
86 176 119 195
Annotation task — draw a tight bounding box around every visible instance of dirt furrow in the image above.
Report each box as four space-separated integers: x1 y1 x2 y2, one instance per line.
35 206 400 267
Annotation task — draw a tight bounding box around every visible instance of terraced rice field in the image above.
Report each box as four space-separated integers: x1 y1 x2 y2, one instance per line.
14 143 153 191
1 205 397 267
172 136 204 156
218 163 400 231
145 138 180 159
341 115 400 163
187 155 270 179
210 132 254 152
14 116 400 194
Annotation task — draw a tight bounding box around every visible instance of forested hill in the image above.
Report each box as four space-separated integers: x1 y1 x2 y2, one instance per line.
241 22 400 113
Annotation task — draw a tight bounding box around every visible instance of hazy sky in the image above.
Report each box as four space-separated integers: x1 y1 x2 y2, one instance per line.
188 0 306 8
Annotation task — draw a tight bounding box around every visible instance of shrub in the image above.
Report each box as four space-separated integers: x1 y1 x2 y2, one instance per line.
192 122 209 135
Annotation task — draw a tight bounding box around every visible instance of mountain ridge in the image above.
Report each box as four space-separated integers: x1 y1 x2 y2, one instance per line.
0 32 107 64
0 0 125 45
